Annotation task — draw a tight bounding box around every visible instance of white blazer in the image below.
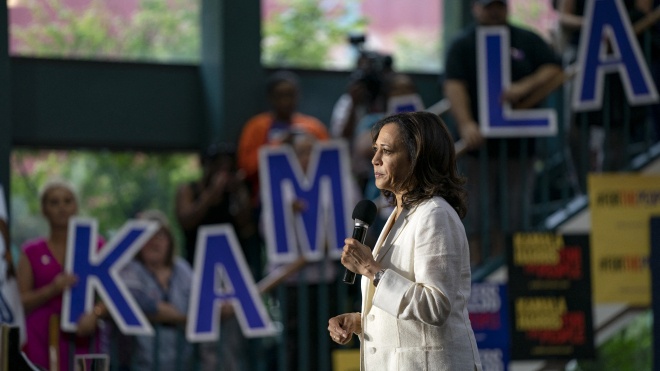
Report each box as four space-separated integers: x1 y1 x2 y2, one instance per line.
359 196 482 371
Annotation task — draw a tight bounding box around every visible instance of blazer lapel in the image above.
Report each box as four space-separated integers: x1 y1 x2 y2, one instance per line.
374 207 411 262
371 209 395 258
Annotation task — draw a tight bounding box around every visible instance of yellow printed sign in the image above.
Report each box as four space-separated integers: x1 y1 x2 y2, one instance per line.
588 174 660 305
515 296 566 331
508 233 595 359
513 233 564 266
332 349 360 371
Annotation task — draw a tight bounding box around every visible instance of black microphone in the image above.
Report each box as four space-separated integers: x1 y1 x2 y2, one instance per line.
343 200 378 284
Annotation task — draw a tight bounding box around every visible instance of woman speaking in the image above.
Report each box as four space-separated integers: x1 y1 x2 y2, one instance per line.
328 111 482 370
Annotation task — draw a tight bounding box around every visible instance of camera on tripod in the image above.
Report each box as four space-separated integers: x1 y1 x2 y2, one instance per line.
346 33 393 103
348 33 392 75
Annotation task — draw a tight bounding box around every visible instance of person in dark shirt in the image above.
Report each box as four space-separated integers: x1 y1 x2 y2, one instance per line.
443 0 563 263
175 143 253 265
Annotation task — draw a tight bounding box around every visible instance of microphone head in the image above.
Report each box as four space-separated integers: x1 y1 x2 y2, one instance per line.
352 200 378 225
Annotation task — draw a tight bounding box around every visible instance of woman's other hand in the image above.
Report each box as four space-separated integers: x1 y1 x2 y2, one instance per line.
328 312 361 345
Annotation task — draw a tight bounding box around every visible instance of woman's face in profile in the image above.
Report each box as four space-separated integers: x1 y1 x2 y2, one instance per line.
42 186 78 229
372 123 411 195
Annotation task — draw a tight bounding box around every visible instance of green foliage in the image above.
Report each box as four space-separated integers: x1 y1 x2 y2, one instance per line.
12 0 199 63
262 0 367 69
573 310 652 371
11 0 558 72
13 0 121 58
120 0 200 62
509 1 552 40
392 33 442 73
10 149 200 255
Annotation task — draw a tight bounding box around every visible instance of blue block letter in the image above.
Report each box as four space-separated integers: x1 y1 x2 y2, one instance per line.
259 141 353 264
186 225 275 342
477 27 557 137
573 0 659 111
61 218 158 335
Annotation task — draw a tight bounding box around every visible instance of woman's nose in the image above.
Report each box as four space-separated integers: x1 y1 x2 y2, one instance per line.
371 152 381 165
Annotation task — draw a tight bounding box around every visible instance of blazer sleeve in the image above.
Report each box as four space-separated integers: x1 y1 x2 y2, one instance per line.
372 205 468 327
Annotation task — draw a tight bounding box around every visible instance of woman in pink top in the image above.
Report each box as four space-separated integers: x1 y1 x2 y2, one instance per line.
16 179 107 371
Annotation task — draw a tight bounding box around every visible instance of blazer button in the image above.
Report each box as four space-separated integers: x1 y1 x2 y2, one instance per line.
369 347 376 354
368 314 375 321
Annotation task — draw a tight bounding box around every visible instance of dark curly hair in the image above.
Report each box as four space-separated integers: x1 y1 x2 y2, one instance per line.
371 111 468 218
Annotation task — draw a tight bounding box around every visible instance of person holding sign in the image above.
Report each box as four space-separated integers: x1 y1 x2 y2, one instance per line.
328 112 482 370
557 0 653 173
175 143 256 371
443 0 562 264
118 209 194 371
237 70 330 206
16 179 107 371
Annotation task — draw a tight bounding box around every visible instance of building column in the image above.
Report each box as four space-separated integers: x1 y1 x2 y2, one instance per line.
442 1 472 52
0 3 11 196
200 0 264 146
